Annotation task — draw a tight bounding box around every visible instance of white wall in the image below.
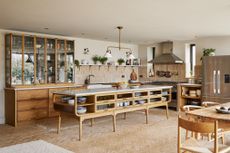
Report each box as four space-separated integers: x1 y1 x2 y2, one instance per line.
0 29 138 124
195 36 230 65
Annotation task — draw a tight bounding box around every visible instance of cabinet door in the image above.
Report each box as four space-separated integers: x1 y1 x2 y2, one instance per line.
11 35 23 85
24 36 35 85
46 38 56 83
66 40 74 83
35 37 46 84
56 40 66 83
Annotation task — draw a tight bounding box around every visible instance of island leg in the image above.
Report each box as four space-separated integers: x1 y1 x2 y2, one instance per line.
57 113 61 134
165 103 169 119
123 113 127 120
90 118 94 127
79 118 83 141
145 109 149 124
112 115 116 132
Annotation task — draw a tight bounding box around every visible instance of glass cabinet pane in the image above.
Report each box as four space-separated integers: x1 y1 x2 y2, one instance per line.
46 38 56 83
24 36 35 85
35 37 45 84
57 40 65 83
5 35 11 86
11 35 23 85
66 40 74 83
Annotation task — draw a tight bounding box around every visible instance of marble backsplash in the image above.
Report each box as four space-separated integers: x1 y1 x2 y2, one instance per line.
75 66 138 84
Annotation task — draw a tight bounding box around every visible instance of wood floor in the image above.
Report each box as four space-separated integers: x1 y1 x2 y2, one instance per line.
0 109 229 153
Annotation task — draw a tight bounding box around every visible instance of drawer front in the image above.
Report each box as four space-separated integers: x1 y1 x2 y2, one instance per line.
18 109 48 121
17 89 48 101
18 99 48 111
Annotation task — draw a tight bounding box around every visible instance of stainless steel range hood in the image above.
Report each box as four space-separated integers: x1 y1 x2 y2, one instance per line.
150 41 184 64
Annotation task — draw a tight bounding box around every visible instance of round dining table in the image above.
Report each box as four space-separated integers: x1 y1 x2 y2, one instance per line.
186 102 230 131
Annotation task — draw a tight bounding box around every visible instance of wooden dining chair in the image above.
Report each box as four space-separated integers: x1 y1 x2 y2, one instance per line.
178 116 230 153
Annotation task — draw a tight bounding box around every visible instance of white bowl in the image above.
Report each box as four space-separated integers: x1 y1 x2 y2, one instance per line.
77 106 87 114
68 99 75 105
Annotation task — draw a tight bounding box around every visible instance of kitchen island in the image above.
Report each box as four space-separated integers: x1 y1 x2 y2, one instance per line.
53 85 172 140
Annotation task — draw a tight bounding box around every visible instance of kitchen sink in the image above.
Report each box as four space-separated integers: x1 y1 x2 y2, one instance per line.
86 84 112 89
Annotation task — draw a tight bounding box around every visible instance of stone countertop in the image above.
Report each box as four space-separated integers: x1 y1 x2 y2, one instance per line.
5 84 84 90
53 85 173 96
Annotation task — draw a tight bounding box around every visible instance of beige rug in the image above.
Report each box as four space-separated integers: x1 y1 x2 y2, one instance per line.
0 140 73 153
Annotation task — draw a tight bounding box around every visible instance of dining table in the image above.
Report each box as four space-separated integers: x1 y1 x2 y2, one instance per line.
186 102 230 131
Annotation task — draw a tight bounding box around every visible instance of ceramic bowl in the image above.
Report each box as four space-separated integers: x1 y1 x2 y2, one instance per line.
123 102 129 106
77 106 87 114
77 97 87 103
68 99 75 105
137 100 145 104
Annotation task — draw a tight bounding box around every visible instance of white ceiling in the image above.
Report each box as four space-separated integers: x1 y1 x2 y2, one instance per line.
1 0 230 44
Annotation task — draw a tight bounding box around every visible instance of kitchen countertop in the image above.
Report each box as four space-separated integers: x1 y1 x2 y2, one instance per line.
53 85 172 96
5 84 84 90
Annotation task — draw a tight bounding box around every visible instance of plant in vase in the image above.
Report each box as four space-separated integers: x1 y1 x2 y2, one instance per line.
200 48 216 61
117 58 125 65
99 56 108 65
92 55 100 65
74 59 80 68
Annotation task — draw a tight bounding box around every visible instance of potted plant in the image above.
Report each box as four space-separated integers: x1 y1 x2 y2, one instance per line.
200 48 216 61
74 59 80 68
99 56 108 65
117 58 125 65
92 55 100 64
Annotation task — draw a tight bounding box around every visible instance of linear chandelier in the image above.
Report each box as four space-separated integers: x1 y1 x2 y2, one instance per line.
104 26 135 59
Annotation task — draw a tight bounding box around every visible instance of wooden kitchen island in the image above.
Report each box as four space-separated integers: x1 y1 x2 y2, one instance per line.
53 85 172 140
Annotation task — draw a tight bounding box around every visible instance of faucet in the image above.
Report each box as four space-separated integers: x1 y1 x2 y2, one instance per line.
85 74 95 84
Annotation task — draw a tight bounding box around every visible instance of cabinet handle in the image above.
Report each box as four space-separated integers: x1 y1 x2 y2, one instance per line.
217 70 221 94
213 70 216 94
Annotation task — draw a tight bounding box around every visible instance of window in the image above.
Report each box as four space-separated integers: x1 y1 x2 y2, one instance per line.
185 43 196 77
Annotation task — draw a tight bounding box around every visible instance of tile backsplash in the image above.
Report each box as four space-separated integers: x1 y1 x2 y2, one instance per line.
75 66 138 84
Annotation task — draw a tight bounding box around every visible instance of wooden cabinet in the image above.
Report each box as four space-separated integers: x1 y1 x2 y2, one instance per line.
5 34 75 87
177 83 202 111
5 85 84 126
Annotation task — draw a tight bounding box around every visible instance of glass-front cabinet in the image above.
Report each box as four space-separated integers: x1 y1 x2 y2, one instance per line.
5 33 75 87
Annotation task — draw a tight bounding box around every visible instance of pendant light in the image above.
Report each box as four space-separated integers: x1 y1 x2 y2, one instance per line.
105 26 133 57
26 54 34 64
104 50 112 58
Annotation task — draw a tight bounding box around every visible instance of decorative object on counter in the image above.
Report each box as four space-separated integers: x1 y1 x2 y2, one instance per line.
104 50 112 58
117 58 125 65
83 48 89 55
200 48 215 61
99 56 108 65
74 60 80 68
92 55 100 64
130 69 137 81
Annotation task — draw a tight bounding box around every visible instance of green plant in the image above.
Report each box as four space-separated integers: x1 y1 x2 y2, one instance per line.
200 48 215 61
74 59 80 68
99 56 108 64
117 58 125 65
92 55 100 64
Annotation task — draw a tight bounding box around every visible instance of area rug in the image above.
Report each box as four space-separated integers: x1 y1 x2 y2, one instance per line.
0 140 73 153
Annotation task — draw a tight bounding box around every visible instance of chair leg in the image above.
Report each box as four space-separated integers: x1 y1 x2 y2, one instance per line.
123 113 127 120
221 132 225 144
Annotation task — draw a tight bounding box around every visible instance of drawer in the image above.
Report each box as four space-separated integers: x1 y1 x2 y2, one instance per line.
17 99 48 111
18 109 48 121
17 89 48 101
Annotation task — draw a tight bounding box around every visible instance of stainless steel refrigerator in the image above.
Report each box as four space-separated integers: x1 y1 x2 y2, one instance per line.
202 56 230 103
